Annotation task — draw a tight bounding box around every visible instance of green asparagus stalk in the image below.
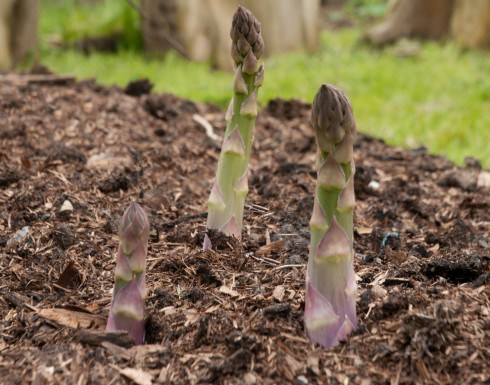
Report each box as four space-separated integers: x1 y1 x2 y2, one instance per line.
107 202 149 344
305 84 357 348
204 6 264 249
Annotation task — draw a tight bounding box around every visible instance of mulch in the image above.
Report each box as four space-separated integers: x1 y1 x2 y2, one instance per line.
0 73 489 385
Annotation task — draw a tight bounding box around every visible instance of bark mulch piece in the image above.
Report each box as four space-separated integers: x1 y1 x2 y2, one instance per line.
0 74 489 384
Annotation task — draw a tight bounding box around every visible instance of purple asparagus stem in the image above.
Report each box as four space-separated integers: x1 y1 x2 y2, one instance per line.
305 84 358 348
107 202 149 344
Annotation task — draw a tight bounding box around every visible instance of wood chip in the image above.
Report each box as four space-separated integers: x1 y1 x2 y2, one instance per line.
285 354 303 375
428 244 440 252
101 341 132 360
56 261 80 288
113 366 154 385
219 285 240 298
77 330 135 348
86 152 133 170
358 226 373 235
383 278 412 287
306 355 320 376
384 320 403 332
256 240 285 256
272 285 285 302
37 308 106 329
371 284 388 299
204 304 221 314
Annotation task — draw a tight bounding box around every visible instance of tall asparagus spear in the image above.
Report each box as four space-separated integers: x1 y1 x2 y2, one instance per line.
107 202 149 345
305 84 358 348
204 6 264 248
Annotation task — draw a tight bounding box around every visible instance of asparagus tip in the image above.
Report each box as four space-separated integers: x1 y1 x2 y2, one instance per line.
230 6 264 68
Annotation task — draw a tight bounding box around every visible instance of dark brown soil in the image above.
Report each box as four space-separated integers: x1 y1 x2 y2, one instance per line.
0 74 489 385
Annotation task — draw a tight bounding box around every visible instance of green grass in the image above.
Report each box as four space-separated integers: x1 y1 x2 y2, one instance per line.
38 1 490 168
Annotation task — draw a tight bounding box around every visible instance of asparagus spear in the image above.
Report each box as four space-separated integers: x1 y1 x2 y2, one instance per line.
204 6 264 248
305 84 358 348
107 202 149 345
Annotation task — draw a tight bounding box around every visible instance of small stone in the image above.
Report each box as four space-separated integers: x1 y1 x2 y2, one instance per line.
477 238 488 249
60 200 73 213
243 372 257 385
477 171 490 190
296 375 308 385
354 357 364 367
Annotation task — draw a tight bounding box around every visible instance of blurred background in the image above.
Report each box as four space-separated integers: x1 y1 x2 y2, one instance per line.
1 0 489 168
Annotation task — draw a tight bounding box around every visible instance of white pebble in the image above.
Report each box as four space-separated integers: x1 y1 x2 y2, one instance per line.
60 200 73 213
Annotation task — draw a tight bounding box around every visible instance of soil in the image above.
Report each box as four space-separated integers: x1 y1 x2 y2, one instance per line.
0 73 489 385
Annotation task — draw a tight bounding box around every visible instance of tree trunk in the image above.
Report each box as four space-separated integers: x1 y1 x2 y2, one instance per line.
365 0 454 46
366 0 490 50
0 0 39 69
450 0 490 49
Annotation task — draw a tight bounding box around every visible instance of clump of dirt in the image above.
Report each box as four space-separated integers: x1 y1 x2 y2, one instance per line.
0 74 489 384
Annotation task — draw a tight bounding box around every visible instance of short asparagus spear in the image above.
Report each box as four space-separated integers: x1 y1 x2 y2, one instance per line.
305 84 358 348
204 6 264 248
107 202 149 345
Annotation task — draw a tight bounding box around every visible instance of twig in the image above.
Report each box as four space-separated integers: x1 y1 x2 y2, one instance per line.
249 254 280 266
272 264 306 271
245 203 270 214
159 212 207 229
193 114 222 142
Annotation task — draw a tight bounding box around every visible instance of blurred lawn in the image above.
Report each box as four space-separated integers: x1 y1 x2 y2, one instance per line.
39 0 490 168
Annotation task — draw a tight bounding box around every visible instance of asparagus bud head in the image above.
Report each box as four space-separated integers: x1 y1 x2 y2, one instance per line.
107 202 149 345
305 84 358 348
230 6 264 70
311 84 356 158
